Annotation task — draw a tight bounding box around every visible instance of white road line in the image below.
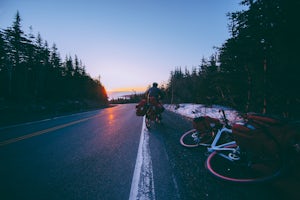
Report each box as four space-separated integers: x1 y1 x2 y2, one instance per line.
129 116 155 200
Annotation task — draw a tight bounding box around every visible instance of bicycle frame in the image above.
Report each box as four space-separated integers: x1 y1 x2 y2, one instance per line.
207 126 236 153
180 109 240 160
203 110 289 183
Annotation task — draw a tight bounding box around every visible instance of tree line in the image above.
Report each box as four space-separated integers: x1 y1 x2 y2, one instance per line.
0 11 108 107
162 0 300 119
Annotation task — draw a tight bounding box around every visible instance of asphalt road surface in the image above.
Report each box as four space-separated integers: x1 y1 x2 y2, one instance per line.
0 104 298 200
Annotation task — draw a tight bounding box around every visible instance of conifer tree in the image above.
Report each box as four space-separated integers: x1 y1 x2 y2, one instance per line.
0 30 8 96
0 10 109 110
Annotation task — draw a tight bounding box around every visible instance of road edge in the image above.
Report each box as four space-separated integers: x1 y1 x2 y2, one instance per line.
129 116 155 200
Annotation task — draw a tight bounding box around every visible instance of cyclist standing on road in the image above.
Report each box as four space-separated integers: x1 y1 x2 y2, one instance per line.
145 82 165 120
145 82 163 101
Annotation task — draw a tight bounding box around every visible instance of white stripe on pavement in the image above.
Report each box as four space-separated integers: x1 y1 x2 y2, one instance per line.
129 116 155 200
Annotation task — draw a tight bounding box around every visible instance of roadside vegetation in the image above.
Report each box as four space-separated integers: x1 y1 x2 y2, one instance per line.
128 0 300 119
163 0 299 119
1 0 299 125
0 11 108 126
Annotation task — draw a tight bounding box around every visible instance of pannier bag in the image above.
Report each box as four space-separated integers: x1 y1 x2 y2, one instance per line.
193 116 221 133
135 99 147 116
148 97 165 113
232 113 299 157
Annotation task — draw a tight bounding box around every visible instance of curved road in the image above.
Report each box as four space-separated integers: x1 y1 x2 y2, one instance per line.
0 104 296 200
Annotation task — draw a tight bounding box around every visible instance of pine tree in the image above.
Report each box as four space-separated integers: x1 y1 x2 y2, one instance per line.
0 29 8 97
0 11 109 109
50 43 61 68
4 11 30 98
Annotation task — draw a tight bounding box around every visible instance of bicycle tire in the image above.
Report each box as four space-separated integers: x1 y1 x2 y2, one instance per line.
180 129 212 148
180 129 200 147
205 144 282 183
145 113 161 130
145 116 151 129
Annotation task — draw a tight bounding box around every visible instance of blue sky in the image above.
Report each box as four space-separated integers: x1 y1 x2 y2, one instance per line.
0 0 243 93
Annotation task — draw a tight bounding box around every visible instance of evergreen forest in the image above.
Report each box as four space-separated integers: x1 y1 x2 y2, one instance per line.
163 0 300 119
1 0 300 125
0 11 108 125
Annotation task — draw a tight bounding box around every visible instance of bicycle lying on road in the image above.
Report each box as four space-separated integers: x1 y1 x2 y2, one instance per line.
180 109 234 148
180 110 300 183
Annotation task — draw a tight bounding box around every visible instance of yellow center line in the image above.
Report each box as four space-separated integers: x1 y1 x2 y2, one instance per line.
0 116 96 147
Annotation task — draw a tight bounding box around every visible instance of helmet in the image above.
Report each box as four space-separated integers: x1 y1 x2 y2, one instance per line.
152 82 158 87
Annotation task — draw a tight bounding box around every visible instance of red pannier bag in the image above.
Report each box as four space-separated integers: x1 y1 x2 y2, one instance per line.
135 99 147 116
148 97 164 113
232 113 299 157
193 116 221 133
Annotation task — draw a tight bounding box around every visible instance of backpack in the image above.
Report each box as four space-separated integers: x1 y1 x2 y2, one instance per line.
232 113 299 157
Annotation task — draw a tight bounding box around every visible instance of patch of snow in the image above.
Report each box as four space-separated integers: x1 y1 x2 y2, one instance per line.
164 104 244 124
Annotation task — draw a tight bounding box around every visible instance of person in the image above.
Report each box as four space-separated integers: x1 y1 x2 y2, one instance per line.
145 82 164 121
145 82 163 101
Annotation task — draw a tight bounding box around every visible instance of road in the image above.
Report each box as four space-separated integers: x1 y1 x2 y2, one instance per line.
0 104 296 200
0 105 144 199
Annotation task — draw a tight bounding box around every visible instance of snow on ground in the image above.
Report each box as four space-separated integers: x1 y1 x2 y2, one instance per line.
164 104 244 124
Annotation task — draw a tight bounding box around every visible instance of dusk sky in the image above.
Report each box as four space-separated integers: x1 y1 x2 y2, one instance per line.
0 0 244 95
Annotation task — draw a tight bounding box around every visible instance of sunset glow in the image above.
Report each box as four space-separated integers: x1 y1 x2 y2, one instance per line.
107 86 147 99
1 0 243 93
108 86 148 93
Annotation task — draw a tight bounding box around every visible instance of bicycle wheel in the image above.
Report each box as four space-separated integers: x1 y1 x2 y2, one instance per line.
180 129 212 148
145 116 151 129
205 144 282 183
